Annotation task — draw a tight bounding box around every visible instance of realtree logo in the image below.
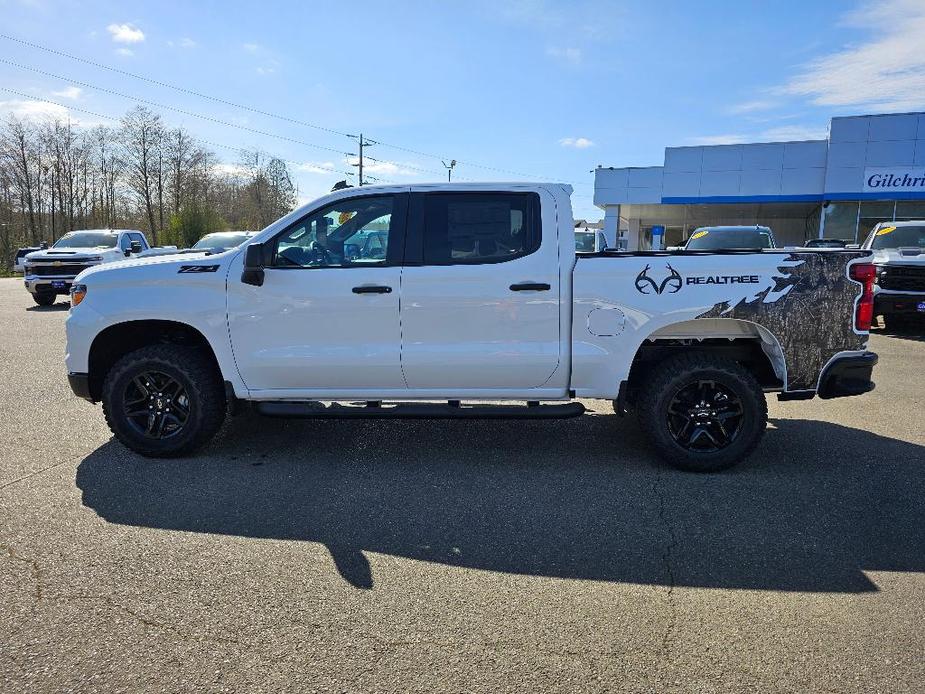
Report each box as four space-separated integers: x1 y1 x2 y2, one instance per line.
635 264 682 295
635 263 761 295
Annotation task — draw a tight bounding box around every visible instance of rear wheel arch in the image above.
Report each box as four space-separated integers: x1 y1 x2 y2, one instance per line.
87 320 222 401
622 318 786 409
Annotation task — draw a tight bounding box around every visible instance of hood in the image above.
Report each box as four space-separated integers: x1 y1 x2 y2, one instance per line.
25 247 113 261
871 247 925 266
74 246 237 282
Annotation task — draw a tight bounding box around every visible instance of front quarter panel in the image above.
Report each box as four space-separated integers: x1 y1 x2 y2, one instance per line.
65 254 242 393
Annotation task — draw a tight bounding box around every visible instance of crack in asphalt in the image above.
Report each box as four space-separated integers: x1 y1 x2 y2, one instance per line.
652 465 679 680
1 543 45 604
0 447 98 491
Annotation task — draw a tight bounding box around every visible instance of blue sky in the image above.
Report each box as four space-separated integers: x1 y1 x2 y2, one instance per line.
1 0 924 219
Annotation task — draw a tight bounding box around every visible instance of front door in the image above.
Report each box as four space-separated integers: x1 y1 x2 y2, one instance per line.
227 193 408 393
399 190 562 390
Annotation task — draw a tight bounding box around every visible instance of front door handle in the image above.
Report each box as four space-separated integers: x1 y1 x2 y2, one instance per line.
510 282 551 291
352 285 392 294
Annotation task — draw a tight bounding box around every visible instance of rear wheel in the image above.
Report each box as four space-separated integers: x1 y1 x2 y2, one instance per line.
32 292 55 306
638 353 767 472
101 344 226 457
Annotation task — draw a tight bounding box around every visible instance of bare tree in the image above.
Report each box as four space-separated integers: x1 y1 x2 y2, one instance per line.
120 106 164 243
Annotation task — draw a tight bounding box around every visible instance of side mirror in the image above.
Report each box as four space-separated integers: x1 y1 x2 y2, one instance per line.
130 240 143 254
242 242 267 286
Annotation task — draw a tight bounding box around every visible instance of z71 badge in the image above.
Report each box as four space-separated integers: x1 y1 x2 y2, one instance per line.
178 265 220 274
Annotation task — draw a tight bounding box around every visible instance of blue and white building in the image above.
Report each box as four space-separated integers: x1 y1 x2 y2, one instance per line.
594 111 925 249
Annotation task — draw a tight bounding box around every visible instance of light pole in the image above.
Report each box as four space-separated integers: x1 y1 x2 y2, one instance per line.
442 159 457 182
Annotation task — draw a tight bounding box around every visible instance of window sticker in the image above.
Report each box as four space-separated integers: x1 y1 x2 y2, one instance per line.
876 226 896 235
690 230 709 240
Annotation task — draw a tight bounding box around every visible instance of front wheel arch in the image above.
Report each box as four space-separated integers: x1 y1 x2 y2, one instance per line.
88 320 222 402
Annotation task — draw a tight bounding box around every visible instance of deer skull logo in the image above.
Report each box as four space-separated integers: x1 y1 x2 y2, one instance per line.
635 263 683 295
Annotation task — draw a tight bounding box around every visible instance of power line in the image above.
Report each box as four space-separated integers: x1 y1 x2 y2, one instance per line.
0 88 365 183
0 32 356 139
0 32 590 187
0 58 356 158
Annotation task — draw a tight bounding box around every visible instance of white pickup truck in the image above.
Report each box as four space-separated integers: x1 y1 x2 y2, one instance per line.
64 183 879 471
23 229 149 305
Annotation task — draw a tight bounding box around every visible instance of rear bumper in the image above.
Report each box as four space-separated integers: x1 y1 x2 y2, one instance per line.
874 292 925 316
818 352 878 399
67 372 94 402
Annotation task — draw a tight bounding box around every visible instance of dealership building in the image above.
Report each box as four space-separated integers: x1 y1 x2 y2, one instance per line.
594 111 925 250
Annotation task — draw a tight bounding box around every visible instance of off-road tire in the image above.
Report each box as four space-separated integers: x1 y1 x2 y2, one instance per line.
32 292 55 306
102 344 226 457
638 353 767 472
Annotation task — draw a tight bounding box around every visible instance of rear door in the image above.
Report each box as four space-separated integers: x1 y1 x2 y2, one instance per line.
399 189 561 390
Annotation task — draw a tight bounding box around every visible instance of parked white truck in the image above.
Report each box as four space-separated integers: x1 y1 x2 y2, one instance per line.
64 184 878 471
23 229 149 306
863 220 925 330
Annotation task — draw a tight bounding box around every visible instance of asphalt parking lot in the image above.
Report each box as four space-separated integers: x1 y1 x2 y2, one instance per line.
0 277 923 693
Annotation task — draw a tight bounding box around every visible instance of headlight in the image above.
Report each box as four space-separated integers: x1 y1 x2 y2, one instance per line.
70 283 87 307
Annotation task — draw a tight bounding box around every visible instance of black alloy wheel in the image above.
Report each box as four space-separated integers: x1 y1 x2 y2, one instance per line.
666 379 744 452
122 370 191 439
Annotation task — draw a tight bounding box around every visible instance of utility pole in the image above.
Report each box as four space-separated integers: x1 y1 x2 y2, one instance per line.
351 133 376 185
442 159 457 182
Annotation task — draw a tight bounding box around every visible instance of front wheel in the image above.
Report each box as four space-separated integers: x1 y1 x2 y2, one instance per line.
101 344 226 457
32 292 55 306
637 353 767 472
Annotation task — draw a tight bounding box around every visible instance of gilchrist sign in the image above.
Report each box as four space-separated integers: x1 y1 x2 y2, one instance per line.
864 167 925 193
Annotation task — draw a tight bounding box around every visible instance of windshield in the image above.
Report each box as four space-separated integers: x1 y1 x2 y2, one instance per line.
575 232 596 252
686 229 772 250
53 232 119 249
192 233 250 249
869 225 925 250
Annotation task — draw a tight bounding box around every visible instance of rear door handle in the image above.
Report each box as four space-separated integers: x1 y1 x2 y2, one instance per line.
352 285 392 294
510 282 551 291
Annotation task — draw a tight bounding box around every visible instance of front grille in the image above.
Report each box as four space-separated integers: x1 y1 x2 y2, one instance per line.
879 265 925 292
28 263 92 277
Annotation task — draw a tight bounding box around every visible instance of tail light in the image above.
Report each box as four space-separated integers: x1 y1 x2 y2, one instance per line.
849 262 876 331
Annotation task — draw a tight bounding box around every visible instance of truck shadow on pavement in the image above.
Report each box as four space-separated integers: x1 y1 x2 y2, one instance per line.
76 413 925 592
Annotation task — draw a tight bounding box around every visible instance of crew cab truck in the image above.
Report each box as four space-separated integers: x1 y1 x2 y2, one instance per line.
64 184 878 472
24 229 149 306
863 220 925 330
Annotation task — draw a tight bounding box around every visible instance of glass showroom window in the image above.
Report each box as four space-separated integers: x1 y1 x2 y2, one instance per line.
822 201 859 241
895 200 925 221
858 201 895 242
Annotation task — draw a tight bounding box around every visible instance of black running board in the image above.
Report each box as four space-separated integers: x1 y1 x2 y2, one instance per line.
254 400 586 420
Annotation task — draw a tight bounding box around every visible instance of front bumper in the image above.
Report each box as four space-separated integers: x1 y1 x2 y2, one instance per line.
24 277 75 295
874 292 925 316
818 352 878 399
67 372 94 402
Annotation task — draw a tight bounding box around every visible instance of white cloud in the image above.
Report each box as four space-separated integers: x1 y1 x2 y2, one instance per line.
179 37 196 48
51 86 82 100
295 161 336 175
243 42 260 53
0 99 70 122
115 47 134 57
255 66 275 75
546 46 581 65
782 0 925 111
728 99 777 115
106 23 145 44
559 136 594 149
344 156 417 177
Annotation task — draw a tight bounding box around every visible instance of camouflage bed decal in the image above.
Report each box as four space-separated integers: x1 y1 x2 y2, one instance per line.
696 252 867 391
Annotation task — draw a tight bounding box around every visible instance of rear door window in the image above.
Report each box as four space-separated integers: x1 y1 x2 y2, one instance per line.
419 192 541 265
